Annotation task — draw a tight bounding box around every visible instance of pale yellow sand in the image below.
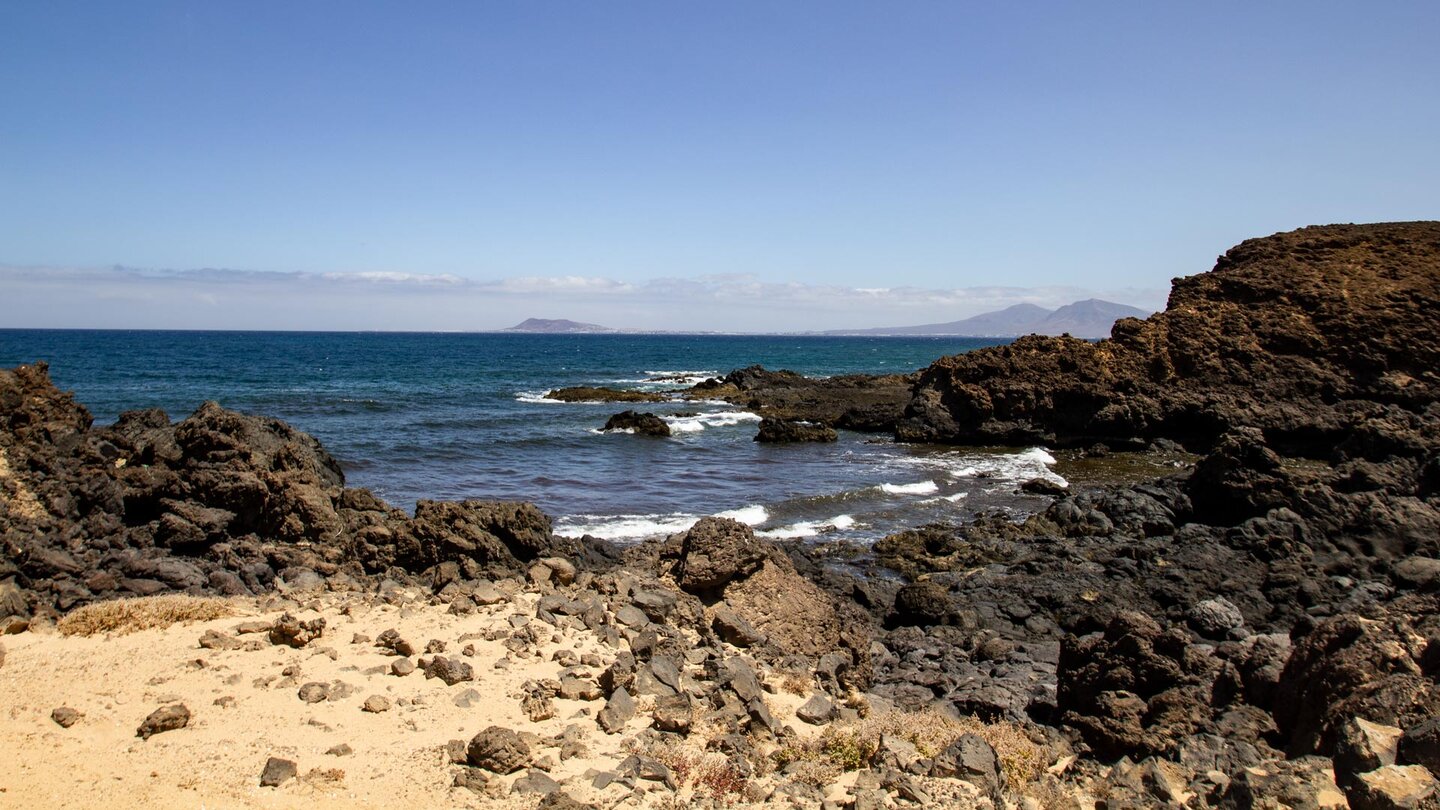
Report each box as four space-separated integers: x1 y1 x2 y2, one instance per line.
0 588 638 809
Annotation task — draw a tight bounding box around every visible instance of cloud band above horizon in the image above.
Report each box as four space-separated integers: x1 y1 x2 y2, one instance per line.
0 264 1165 333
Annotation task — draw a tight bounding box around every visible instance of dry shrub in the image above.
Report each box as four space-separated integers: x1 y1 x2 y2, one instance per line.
58 595 238 637
776 707 1048 790
301 768 346 787
642 736 751 804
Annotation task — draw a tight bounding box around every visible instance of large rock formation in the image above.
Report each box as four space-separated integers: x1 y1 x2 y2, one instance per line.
0 363 587 622
898 222 1440 456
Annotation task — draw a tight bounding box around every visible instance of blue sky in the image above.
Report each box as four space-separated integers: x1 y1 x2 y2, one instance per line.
2 2 1437 331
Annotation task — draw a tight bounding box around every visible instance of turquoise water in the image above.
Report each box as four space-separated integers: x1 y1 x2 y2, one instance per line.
0 330 1063 542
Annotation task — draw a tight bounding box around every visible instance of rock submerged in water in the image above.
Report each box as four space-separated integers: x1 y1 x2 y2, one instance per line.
754 418 837 443
687 364 915 432
601 410 671 437
545 386 666 403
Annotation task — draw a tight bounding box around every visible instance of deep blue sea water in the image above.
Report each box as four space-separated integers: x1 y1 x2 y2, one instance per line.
0 330 1065 543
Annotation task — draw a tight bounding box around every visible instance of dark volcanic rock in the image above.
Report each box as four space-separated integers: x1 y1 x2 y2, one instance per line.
1057 611 1221 759
1276 604 1440 756
1399 717 1440 774
754 418 837 443
1 362 594 619
1186 428 1297 525
660 518 873 689
422 655 475 686
601 411 671 437
887 581 954 627
388 499 567 575
597 688 636 734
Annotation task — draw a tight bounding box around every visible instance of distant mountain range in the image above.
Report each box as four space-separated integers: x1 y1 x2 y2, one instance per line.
825 299 1151 339
505 318 616 334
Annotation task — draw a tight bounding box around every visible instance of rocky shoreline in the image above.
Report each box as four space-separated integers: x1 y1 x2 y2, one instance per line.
3 221 1440 808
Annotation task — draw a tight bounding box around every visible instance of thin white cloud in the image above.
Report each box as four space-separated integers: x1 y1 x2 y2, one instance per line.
0 263 1164 331
478 275 637 294
319 271 465 285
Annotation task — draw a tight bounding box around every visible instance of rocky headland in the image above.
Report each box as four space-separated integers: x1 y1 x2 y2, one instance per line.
3 221 1440 808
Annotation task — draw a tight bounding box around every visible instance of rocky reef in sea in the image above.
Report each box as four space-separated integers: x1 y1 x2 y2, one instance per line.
3 221 1440 808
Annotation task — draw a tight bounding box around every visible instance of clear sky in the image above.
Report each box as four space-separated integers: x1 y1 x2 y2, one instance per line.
2 2 1437 331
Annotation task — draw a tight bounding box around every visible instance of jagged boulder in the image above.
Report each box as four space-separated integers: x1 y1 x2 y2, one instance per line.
370 499 569 576
1276 604 1440 756
660 517 766 593
1057 611 1222 759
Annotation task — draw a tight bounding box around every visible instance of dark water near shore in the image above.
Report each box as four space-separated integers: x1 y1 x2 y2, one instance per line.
0 329 1071 543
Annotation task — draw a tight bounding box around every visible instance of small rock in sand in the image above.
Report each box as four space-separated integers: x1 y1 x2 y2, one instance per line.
297 682 329 703
471 581 507 605
467 726 531 774
390 657 416 676
269 613 325 648
422 655 474 685
51 707 83 728
362 694 392 713
260 757 298 787
375 628 416 657
136 704 190 739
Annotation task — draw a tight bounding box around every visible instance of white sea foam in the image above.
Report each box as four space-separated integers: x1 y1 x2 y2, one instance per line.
515 392 565 404
589 427 634 435
663 410 762 433
894 445 1066 487
556 502 769 541
944 492 969 502
759 514 857 539
1016 447 1057 466
644 370 717 379
878 480 940 496
714 504 769 525
555 513 699 541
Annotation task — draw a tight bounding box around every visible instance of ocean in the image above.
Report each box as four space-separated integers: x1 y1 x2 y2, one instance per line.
0 329 1066 544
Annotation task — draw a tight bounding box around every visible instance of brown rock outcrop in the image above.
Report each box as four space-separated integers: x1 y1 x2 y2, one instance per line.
660 517 871 689
898 222 1440 456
